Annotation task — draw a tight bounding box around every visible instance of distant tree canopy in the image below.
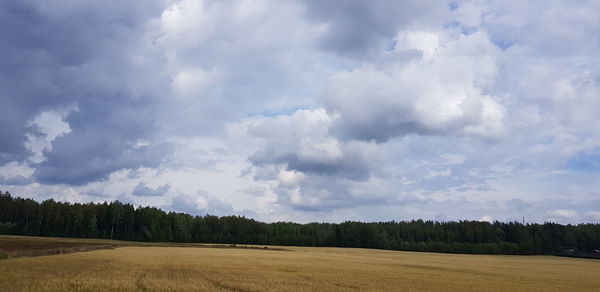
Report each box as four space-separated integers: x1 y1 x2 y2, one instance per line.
1 191 599 255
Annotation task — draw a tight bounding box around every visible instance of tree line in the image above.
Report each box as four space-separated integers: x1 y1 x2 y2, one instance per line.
1 191 599 255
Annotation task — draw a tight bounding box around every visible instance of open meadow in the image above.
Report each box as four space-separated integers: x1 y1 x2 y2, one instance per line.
0 235 599 291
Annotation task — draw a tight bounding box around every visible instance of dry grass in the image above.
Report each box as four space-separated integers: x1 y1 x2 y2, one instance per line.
0 236 599 291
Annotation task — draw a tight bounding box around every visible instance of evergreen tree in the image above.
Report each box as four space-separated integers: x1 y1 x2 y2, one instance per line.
1 192 599 256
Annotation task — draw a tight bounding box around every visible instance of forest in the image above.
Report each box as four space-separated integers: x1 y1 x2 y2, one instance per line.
1 191 599 256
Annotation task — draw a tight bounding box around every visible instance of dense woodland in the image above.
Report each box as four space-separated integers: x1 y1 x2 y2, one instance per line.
1 191 599 255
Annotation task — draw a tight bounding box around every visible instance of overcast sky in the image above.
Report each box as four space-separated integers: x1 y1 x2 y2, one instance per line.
1 0 599 224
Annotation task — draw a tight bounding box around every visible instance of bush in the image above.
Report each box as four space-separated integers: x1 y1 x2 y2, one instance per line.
0 222 17 235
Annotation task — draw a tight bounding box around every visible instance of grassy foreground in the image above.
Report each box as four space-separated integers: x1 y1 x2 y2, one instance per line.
1 236 599 291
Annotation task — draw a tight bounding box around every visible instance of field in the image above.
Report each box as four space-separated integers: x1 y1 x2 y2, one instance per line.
1 235 599 291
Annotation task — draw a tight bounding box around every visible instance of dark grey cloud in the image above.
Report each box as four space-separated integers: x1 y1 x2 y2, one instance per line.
247 110 381 181
0 2 50 164
33 95 173 185
250 146 373 181
332 113 427 143
302 0 447 58
0 0 172 185
133 181 171 197
33 136 172 185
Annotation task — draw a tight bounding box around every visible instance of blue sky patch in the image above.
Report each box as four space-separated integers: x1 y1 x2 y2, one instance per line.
567 149 600 172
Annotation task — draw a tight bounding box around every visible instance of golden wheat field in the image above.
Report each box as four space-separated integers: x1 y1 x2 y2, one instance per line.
0 236 599 291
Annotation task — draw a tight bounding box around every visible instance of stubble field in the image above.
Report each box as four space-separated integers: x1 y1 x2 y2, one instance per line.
0 235 599 291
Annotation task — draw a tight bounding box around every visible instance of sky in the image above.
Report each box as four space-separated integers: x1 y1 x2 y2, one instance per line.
1 0 599 224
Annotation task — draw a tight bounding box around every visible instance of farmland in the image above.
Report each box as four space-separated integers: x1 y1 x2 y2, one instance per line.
1 235 599 291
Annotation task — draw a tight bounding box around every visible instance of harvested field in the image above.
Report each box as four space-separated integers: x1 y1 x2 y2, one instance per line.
0 235 285 259
0 235 130 259
0 235 599 291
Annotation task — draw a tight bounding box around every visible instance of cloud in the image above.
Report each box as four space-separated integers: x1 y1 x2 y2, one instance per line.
155 0 324 135
171 191 233 216
245 109 397 211
242 27 509 211
550 209 578 219
33 133 173 185
1 0 599 224
322 30 506 142
0 0 173 185
133 181 171 197
273 171 403 211
248 109 382 181
30 95 175 185
481 1 600 56
0 175 32 186
302 0 448 58
587 211 600 221
549 209 579 222
566 148 600 172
